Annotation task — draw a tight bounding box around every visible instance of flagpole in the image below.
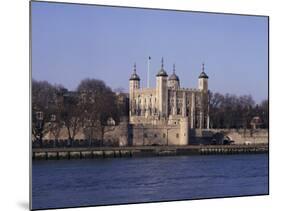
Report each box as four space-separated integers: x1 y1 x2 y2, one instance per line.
147 56 151 88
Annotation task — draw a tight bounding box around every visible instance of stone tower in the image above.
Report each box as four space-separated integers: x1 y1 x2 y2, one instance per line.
198 63 209 92
198 63 209 129
156 58 168 117
179 117 189 145
168 64 180 89
129 63 140 116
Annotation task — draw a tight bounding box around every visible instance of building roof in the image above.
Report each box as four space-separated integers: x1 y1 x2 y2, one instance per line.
250 116 262 125
198 63 209 79
168 64 179 81
130 72 140 81
198 71 209 79
156 57 168 77
129 63 140 81
157 69 168 77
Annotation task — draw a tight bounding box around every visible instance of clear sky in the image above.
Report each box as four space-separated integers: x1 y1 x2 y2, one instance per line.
31 1 268 103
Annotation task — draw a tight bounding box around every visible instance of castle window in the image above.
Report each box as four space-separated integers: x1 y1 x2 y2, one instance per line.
163 133 166 138
176 133 179 138
154 134 157 138
50 114 56 122
144 133 147 138
36 111 43 120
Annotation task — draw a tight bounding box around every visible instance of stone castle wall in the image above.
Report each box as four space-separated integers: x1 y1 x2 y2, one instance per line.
39 122 268 146
209 128 268 144
103 122 129 146
189 128 268 145
130 124 180 146
40 124 129 146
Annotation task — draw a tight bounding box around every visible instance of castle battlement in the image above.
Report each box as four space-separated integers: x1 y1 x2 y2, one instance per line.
128 59 210 146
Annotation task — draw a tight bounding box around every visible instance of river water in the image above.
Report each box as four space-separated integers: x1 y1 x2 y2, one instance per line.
32 154 268 210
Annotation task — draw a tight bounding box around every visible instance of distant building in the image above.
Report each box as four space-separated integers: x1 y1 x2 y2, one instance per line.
128 58 209 145
33 58 211 146
250 116 262 129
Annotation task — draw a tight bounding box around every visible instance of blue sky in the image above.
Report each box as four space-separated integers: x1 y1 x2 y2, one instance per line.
31 2 268 103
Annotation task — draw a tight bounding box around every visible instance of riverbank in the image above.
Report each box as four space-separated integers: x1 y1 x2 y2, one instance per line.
32 144 268 160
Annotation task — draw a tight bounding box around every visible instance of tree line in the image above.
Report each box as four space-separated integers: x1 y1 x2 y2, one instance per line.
32 78 268 147
208 91 268 129
32 78 125 147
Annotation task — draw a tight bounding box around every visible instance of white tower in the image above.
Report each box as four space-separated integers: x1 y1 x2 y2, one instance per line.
198 63 209 92
156 57 168 117
129 63 140 116
198 63 209 129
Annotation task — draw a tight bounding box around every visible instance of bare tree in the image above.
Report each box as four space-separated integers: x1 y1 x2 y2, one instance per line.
77 78 120 146
114 87 126 94
208 91 224 128
48 86 67 141
32 79 58 147
259 99 268 128
208 91 259 129
61 92 82 145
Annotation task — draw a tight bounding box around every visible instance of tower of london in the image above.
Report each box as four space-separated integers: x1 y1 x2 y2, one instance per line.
128 58 209 146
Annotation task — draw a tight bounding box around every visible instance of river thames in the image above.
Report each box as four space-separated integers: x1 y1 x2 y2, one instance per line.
32 154 268 210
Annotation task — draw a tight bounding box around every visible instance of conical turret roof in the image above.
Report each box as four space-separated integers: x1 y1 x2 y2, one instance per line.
129 63 140 81
198 63 209 79
169 64 179 81
156 57 168 77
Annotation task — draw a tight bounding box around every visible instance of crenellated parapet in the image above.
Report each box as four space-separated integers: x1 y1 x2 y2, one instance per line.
128 59 210 135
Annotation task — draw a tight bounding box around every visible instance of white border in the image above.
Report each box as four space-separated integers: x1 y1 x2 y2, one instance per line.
1 0 280 211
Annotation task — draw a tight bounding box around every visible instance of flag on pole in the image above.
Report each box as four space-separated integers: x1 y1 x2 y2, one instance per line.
147 56 151 88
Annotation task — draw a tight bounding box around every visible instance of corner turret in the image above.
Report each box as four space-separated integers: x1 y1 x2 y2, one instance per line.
156 57 168 117
168 64 180 89
129 63 140 116
198 63 209 91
